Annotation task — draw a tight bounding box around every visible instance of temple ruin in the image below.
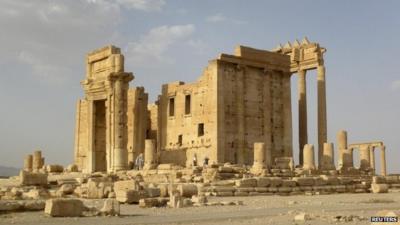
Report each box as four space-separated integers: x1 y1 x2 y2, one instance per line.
72 39 387 175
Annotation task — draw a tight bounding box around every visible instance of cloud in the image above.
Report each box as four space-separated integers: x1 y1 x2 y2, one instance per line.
206 13 246 24
0 0 123 84
113 0 165 11
126 24 195 66
391 80 400 91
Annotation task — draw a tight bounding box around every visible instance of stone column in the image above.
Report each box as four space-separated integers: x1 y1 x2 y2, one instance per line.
113 78 128 171
265 143 272 169
370 146 375 172
252 142 265 170
32 150 43 171
359 145 371 170
144 139 156 170
380 145 387 176
24 154 33 172
317 65 327 165
321 142 335 170
303 144 315 170
298 70 308 165
337 130 348 168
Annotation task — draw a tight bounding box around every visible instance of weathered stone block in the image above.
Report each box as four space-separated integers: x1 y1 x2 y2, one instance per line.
293 177 314 186
177 184 198 197
44 199 83 217
45 165 64 173
115 190 140 204
371 184 389 193
269 177 283 187
235 178 257 187
256 177 271 187
100 199 120 216
114 180 139 192
145 187 161 198
20 171 48 186
282 180 297 187
372 176 386 184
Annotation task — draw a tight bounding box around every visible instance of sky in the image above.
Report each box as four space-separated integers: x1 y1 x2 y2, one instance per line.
0 0 399 173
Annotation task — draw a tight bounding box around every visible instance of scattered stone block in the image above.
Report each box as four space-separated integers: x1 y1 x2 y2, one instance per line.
294 212 311 221
256 177 271 187
269 177 283 187
145 187 161 197
177 184 198 197
115 190 140 204
282 180 297 187
45 165 64 173
293 177 314 186
100 199 120 216
44 199 83 217
371 184 389 193
191 195 207 204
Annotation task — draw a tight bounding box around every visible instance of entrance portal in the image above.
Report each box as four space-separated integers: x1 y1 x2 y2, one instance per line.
94 100 107 172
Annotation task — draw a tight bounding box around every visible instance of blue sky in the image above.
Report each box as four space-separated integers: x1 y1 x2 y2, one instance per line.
0 0 399 173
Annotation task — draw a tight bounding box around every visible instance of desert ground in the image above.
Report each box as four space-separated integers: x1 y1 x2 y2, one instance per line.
1 192 399 225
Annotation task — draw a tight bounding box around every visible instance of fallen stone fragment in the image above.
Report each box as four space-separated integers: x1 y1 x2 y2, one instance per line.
100 199 120 216
44 198 84 217
294 212 311 222
371 184 389 193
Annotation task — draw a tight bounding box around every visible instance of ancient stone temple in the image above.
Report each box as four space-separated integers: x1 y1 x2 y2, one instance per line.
73 39 388 174
74 46 148 173
151 38 327 167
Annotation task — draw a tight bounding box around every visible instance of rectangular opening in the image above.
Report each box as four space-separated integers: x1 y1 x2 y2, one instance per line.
169 97 175 117
178 135 183 146
185 94 191 115
198 123 204 137
94 100 107 172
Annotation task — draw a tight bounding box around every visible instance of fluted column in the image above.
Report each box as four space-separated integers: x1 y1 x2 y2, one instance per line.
113 78 128 171
298 70 307 165
317 65 327 166
380 145 387 176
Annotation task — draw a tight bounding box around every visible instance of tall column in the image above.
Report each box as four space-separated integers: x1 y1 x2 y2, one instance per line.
113 78 128 171
298 70 308 165
317 65 327 165
380 145 387 176
370 146 375 173
337 130 347 168
144 139 156 170
359 145 371 170
303 144 316 170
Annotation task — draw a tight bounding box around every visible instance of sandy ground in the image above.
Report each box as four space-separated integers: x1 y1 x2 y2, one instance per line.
1 192 399 225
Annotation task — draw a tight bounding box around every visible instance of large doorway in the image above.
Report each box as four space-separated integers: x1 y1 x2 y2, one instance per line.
94 100 107 172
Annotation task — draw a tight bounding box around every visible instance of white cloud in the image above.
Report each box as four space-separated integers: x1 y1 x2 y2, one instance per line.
206 13 246 24
206 13 226 23
126 24 195 66
113 0 165 11
391 80 400 91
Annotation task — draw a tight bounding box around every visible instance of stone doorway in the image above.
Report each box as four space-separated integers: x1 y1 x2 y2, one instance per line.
94 99 107 172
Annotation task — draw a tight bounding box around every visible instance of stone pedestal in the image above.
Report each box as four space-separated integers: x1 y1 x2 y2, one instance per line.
24 154 33 172
303 144 315 170
321 143 335 170
337 130 351 168
298 70 308 165
317 65 327 165
144 139 157 170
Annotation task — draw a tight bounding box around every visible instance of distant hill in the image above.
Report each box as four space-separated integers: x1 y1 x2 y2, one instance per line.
0 165 20 177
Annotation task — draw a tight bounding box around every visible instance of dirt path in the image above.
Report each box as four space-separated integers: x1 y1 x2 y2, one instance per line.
1 193 399 225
